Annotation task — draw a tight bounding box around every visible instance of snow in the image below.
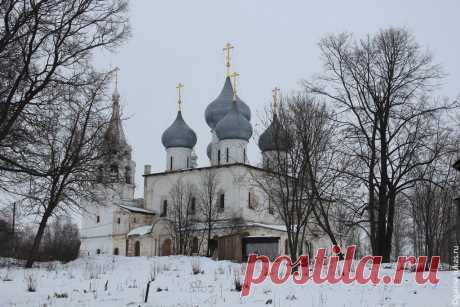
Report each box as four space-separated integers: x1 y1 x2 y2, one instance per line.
0 255 456 307
127 225 152 237
119 204 155 215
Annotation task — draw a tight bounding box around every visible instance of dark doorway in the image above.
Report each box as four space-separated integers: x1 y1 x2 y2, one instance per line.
191 237 199 254
209 237 218 257
114 248 119 255
162 239 172 256
243 237 280 261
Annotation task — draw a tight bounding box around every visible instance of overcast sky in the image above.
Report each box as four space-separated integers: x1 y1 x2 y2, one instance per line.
94 0 460 197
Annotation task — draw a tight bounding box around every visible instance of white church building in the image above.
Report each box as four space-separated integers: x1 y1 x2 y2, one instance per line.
80 46 326 261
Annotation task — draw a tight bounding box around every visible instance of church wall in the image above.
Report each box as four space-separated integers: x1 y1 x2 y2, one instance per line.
144 165 283 225
217 139 248 165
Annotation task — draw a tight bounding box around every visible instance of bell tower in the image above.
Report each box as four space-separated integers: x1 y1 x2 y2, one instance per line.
97 68 136 201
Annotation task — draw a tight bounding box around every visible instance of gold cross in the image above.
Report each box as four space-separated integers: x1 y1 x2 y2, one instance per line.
223 42 234 76
176 83 184 111
231 72 240 101
272 87 280 109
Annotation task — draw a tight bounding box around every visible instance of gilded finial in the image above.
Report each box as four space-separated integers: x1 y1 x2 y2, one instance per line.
272 87 280 109
223 42 234 77
230 72 240 101
176 83 184 111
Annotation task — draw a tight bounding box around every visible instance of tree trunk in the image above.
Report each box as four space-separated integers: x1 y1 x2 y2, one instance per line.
25 208 52 268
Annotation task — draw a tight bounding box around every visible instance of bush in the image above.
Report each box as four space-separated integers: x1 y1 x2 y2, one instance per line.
25 273 37 292
191 258 202 275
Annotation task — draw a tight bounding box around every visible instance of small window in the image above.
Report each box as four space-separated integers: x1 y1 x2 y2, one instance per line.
170 156 173 171
217 150 221 165
96 166 103 183
110 164 118 177
117 217 121 224
96 216 100 223
190 197 196 215
248 192 253 209
114 248 119 255
96 249 101 255
219 193 225 212
125 166 131 184
187 157 190 168
161 200 168 217
243 149 246 163
133 217 136 223
226 148 229 162
268 199 274 215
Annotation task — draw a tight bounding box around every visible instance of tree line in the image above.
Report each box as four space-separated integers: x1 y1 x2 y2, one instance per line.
255 27 460 264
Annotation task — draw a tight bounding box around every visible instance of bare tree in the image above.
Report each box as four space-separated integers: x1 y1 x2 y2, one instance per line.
253 93 349 260
305 27 455 261
406 151 457 264
168 178 197 255
6 72 112 267
0 0 129 176
197 169 221 257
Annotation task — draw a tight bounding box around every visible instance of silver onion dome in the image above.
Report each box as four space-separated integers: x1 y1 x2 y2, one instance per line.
215 101 252 141
258 114 291 152
205 77 251 129
161 111 197 149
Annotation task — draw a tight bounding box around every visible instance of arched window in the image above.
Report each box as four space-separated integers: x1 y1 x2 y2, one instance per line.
96 249 101 255
217 150 221 165
110 164 118 178
190 197 196 215
268 198 274 215
170 156 173 170
96 215 100 223
113 248 119 255
218 193 225 212
125 166 131 184
161 200 168 217
186 157 190 168
117 217 121 224
248 191 253 209
96 166 103 183
226 148 229 162
243 149 246 163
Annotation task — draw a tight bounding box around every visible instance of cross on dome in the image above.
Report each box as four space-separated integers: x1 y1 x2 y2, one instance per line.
176 82 184 111
223 42 234 77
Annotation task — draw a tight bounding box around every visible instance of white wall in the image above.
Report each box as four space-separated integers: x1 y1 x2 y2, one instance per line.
217 139 248 165
165 147 193 171
144 164 281 225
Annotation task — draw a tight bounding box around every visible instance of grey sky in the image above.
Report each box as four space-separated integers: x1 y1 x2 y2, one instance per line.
95 0 460 197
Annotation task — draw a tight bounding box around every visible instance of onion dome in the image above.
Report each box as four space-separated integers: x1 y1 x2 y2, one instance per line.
161 111 197 149
205 77 251 129
258 114 291 152
215 101 252 141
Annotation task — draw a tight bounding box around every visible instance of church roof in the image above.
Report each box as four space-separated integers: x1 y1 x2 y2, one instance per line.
102 90 129 152
127 225 153 237
215 100 253 141
205 77 251 129
258 114 291 152
161 111 197 149
119 204 155 215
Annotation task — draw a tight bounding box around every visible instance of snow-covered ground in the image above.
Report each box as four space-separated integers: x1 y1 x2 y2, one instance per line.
0 255 456 307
